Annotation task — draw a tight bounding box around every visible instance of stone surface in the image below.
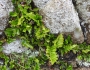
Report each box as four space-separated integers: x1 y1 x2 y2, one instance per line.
76 59 90 67
0 0 13 35
74 0 90 43
33 0 49 9
33 0 84 43
3 39 26 55
2 39 40 56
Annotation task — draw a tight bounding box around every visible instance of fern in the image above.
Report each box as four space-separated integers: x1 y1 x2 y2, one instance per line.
34 59 40 70
46 34 64 65
82 45 90 53
64 44 78 53
46 46 58 65
53 34 64 48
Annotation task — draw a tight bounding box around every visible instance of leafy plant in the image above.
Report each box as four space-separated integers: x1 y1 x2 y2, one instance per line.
56 61 73 70
0 0 90 70
4 53 40 70
46 46 58 65
0 53 9 70
46 34 64 65
77 43 90 62
53 34 64 48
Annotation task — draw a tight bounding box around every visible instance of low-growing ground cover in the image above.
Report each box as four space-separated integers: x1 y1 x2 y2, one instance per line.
0 0 90 70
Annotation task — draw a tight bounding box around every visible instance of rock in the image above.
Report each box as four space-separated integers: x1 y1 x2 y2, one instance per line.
0 0 13 35
74 0 90 43
2 39 40 56
0 60 4 65
3 39 26 55
76 59 90 67
33 0 49 9
33 0 84 43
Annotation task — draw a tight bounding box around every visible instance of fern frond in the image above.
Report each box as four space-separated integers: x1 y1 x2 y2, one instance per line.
46 46 58 65
64 44 78 53
53 34 64 48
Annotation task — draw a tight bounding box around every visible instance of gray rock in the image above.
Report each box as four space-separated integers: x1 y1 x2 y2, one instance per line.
33 0 49 9
33 0 84 43
76 59 90 67
0 60 4 65
2 39 39 57
74 0 90 22
0 0 13 35
74 0 90 43
3 39 26 55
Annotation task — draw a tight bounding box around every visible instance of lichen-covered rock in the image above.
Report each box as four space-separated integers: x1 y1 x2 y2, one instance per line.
0 0 13 35
76 59 90 67
33 0 84 43
74 0 90 43
3 39 26 55
33 0 49 9
74 0 90 22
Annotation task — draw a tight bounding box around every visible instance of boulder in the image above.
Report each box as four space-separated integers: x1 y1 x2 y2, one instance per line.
3 39 26 55
3 39 39 56
74 0 90 43
0 0 13 35
76 59 90 67
33 0 84 43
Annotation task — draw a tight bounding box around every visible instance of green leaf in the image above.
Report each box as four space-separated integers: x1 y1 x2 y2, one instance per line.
77 55 83 60
26 12 42 23
10 12 18 17
26 12 36 21
5 28 13 37
35 25 49 39
5 27 20 38
9 19 18 27
18 16 24 25
18 4 23 12
34 59 40 70
53 34 64 48
82 49 90 53
64 35 72 44
46 46 58 65
32 8 39 12
6 38 15 43
67 65 73 70
64 44 78 53
21 39 33 49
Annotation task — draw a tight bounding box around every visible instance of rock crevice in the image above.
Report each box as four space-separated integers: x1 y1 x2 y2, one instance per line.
73 0 90 43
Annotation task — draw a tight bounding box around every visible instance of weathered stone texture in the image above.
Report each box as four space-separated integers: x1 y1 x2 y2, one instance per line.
3 39 26 55
75 0 90 22
74 0 90 43
33 0 49 9
33 0 84 43
0 0 13 35
3 39 39 56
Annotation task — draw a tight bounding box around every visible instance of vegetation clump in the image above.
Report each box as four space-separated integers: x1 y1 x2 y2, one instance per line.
0 0 90 70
